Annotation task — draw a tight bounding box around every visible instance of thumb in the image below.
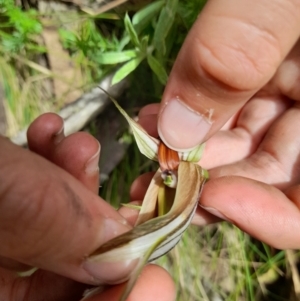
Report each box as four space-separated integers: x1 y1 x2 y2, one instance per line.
200 176 300 249
158 0 300 151
0 137 131 285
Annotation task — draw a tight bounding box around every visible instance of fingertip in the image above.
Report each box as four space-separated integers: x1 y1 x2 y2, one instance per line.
193 206 221 226
138 104 160 117
137 104 160 138
27 113 64 157
130 172 155 201
53 132 100 170
200 177 300 249
52 132 101 193
118 201 142 226
86 265 175 301
138 115 159 138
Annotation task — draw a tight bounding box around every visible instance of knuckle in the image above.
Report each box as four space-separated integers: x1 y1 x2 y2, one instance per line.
199 40 280 92
190 18 282 92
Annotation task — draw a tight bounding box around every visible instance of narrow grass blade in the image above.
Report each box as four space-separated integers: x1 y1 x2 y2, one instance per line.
132 0 164 33
153 0 178 54
112 56 144 85
124 13 140 48
121 203 142 210
147 54 168 85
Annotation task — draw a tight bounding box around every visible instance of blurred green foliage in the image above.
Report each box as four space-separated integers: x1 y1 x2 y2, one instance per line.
58 0 207 85
0 0 45 54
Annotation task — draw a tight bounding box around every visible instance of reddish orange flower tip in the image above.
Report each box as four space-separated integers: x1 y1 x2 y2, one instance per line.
158 141 180 171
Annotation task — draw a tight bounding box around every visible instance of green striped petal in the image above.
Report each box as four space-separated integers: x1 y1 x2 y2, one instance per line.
87 162 206 301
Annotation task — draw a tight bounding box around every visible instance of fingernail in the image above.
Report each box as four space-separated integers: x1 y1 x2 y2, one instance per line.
85 144 100 175
158 98 212 151
83 258 138 285
53 125 64 145
103 217 131 243
82 218 134 284
199 205 229 221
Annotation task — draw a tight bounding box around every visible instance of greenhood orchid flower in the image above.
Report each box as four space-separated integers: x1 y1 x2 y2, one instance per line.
84 88 209 301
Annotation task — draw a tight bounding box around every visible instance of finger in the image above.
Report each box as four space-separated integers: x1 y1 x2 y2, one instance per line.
158 0 300 151
0 256 31 271
200 176 300 249
0 137 132 285
200 94 290 169
130 172 155 201
27 113 65 159
209 103 300 189
28 113 100 194
138 115 158 138
51 132 100 194
286 185 300 209
118 201 142 226
138 104 160 138
0 268 87 301
193 206 220 226
138 104 160 117
85 264 176 301
273 39 300 101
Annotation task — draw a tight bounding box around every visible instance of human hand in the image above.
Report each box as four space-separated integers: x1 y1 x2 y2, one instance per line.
137 1 300 249
0 113 175 301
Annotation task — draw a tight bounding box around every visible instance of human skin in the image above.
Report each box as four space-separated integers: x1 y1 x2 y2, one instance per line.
0 113 175 301
137 0 300 248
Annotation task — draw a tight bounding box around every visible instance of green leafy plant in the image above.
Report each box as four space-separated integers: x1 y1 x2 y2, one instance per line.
59 0 208 86
0 0 50 135
0 0 45 55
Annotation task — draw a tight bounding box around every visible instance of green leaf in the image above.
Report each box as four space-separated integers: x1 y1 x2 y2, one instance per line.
95 50 137 64
92 12 119 20
124 13 140 48
147 54 168 85
132 0 164 33
121 203 142 210
140 36 149 53
112 56 144 85
153 0 178 55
